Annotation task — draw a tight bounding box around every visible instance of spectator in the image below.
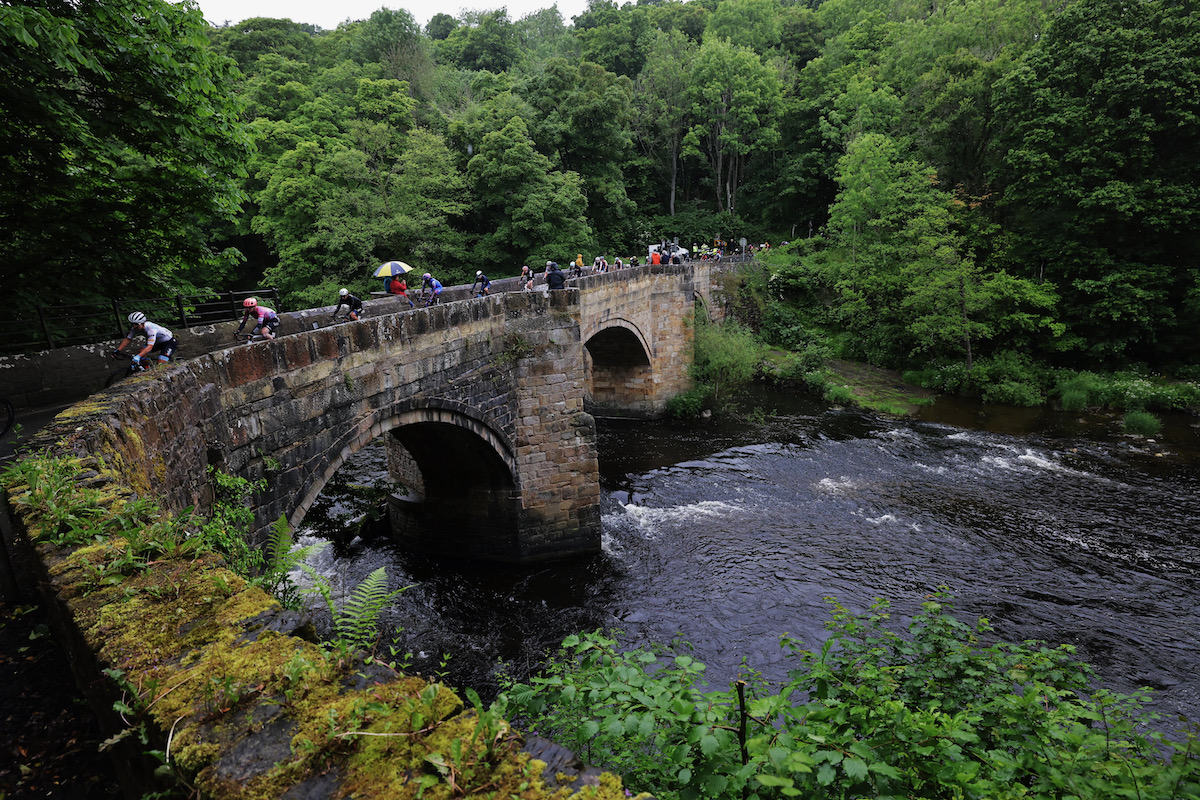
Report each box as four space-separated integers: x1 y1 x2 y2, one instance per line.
545 261 566 290
389 276 415 307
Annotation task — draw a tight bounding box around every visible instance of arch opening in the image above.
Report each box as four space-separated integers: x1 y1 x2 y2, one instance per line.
290 407 523 561
385 421 522 561
584 325 655 417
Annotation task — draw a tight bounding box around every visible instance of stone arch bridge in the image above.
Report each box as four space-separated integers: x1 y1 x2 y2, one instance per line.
99 263 713 563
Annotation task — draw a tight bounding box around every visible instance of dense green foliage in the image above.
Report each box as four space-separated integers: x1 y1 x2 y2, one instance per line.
4 0 1197 375
502 594 1200 800
1 0 252 306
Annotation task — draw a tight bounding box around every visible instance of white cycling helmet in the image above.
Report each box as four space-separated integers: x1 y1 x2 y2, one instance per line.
476 270 482 277
339 288 348 296
127 311 146 325
423 272 432 280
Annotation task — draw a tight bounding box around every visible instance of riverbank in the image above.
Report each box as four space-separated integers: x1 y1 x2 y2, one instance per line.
822 358 936 415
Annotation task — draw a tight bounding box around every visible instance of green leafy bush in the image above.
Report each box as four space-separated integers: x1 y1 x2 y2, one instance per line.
1052 371 1200 413
666 386 712 420
1057 371 1106 411
904 361 972 394
981 378 1044 407
759 305 821 352
1123 409 1163 436
691 318 764 409
823 383 855 405
197 467 267 577
503 593 1200 800
1106 374 1200 412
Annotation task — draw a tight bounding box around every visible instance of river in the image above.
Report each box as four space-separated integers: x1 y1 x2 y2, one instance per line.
294 386 1200 731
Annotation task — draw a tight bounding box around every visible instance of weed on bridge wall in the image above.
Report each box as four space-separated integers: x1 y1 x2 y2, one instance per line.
1 440 634 799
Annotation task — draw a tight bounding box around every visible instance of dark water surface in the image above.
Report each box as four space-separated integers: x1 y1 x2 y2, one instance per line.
296 387 1200 729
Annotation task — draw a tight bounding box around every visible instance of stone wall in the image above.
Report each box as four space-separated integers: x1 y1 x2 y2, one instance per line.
202 291 600 563
1 295 411 410
578 264 698 417
0 266 713 799
1 403 629 800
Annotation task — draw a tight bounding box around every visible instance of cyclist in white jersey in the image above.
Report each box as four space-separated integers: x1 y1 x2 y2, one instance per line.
112 311 178 367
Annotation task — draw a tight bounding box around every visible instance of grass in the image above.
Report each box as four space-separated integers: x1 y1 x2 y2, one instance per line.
1123 409 1162 436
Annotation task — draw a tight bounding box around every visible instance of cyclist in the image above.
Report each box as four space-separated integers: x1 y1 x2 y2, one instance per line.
112 311 178 368
471 270 491 296
421 272 443 306
236 297 280 340
332 288 364 321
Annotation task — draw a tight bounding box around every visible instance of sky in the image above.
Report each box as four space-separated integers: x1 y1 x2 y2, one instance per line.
190 0 592 30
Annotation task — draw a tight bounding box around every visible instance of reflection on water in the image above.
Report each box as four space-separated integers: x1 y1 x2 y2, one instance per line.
295 386 1200 730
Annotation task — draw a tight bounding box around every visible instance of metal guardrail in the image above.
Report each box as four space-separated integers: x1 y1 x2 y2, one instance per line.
0 288 279 355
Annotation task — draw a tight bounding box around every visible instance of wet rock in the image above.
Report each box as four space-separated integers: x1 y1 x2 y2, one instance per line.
211 716 297 783
521 734 604 789
236 608 317 644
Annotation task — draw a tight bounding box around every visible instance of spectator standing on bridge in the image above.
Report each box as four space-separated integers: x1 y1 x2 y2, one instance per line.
421 272 443 306
237 297 279 340
112 311 178 368
332 288 364 321
389 276 415 307
545 261 566 291
520 265 534 291
471 270 491 296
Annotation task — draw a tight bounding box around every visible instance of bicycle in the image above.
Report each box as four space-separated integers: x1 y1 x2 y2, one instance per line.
1 397 13 439
327 312 356 326
104 351 154 389
233 330 272 345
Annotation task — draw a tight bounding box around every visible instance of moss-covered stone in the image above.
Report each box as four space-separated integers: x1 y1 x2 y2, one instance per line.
2 449 634 800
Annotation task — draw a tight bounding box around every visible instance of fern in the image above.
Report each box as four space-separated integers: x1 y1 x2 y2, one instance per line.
255 515 325 609
332 567 410 653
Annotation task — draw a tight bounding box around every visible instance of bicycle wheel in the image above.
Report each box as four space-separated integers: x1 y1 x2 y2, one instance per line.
105 366 132 389
1 397 13 438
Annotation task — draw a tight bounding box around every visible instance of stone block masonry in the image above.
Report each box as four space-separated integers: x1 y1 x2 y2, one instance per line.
0 265 706 797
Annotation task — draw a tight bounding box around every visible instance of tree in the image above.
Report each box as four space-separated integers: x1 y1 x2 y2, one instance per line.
575 3 653 78
438 10 520 73
995 0 1200 364
347 8 434 99
900 205 1059 371
520 58 636 246
705 0 782 54
813 133 950 362
635 30 697 216
206 16 319 73
0 0 252 305
467 116 593 267
425 13 458 41
683 38 782 214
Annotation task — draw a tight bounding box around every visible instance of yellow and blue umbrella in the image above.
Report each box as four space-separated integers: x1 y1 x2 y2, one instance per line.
374 261 413 277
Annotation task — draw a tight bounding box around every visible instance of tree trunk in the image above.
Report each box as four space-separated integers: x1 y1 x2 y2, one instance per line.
959 275 973 372
669 138 679 216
